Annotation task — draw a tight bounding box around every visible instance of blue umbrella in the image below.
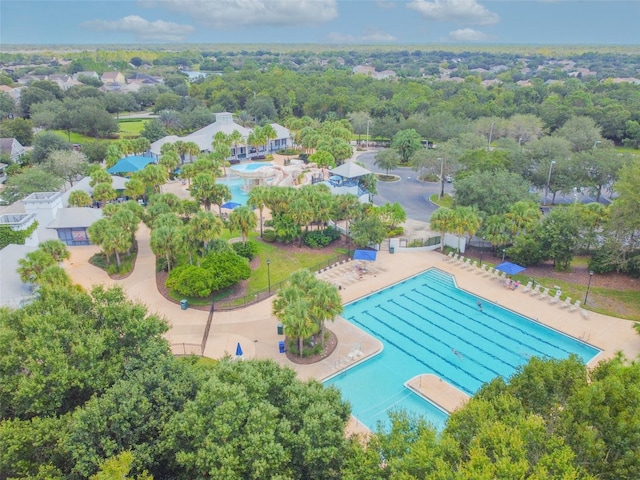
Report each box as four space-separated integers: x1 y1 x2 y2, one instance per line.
235 342 243 357
495 261 526 275
221 202 241 210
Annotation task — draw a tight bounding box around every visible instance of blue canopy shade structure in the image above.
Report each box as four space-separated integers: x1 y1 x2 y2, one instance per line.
235 342 243 357
353 249 377 261
221 202 241 210
495 261 526 275
107 156 156 174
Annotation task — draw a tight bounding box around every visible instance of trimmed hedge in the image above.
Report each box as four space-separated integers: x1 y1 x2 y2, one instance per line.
304 227 341 249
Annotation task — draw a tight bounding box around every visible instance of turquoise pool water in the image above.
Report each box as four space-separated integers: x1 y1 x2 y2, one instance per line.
216 177 248 206
325 268 600 431
230 162 273 172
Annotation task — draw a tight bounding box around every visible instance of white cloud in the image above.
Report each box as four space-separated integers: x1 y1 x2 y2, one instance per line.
82 15 194 41
407 0 499 26
448 28 490 42
142 0 338 28
327 28 397 43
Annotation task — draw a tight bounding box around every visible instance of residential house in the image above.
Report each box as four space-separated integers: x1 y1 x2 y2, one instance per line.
48 74 79 90
0 137 26 162
47 207 103 246
101 71 126 84
127 73 164 85
0 163 7 183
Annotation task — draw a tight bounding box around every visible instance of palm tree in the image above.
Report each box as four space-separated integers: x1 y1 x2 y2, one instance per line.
262 124 277 154
191 173 217 211
68 190 92 207
17 249 56 284
228 129 244 159
184 141 201 163
211 183 232 216
309 279 342 347
504 201 541 238
187 211 223 259
450 206 481 253
90 168 111 187
39 240 70 263
289 197 313 245
481 214 511 253
92 183 117 206
248 186 270 236
159 150 180 176
430 207 456 252
124 178 145 201
228 206 257 244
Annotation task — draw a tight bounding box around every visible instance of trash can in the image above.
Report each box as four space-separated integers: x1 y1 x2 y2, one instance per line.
278 340 286 353
277 323 284 335
390 246 395 254
180 299 188 310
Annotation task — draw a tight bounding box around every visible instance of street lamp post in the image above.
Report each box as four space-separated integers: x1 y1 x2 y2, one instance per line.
487 122 495 151
584 270 594 305
544 160 556 205
366 120 370 149
480 237 486 265
267 259 271 295
439 157 445 199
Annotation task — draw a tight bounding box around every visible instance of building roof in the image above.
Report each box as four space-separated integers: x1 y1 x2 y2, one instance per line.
107 155 156 174
0 244 38 308
329 162 372 179
47 207 103 229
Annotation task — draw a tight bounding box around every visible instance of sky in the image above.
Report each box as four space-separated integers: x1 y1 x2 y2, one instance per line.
1 0 639 46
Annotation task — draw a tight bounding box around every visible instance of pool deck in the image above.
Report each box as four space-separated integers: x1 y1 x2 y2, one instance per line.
406 374 471 414
61 205 640 432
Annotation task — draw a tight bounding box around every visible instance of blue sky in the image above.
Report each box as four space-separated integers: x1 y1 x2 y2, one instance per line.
2 0 639 45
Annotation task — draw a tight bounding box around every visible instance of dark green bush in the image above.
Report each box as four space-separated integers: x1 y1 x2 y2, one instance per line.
166 264 213 297
387 227 404 237
232 240 259 260
262 229 277 242
304 227 341 248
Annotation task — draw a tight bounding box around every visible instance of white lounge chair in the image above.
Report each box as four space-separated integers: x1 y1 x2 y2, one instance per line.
549 291 562 304
538 288 550 300
470 260 479 270
522 281 533 293
560 297 572 309
477 264 487 275
445 251 454 261
484 267 495 277
569 300 582 312
530 285 542 296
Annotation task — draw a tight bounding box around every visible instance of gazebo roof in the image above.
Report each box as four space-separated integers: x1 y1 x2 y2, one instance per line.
107 156 155 174
329 162 371 179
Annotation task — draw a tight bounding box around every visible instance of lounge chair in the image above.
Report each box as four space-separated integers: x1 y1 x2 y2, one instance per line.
522 281 533 293
484 267 495 277
530 285 542 296
560 297 572 309
477 264 488 275
445 252 454 261
569 300 582 312
470 260 479 270
538 287 550 300
549 291 562 304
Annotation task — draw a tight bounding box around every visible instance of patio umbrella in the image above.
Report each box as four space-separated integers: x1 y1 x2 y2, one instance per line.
221 202 241 210
495 261 526 276
235 342 243 358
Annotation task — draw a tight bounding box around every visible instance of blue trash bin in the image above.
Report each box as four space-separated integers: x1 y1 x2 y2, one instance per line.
180 299 188 310
278 340 286 353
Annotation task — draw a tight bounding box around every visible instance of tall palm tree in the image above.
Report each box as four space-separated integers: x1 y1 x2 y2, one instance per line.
248 185 270 236
262 124 277 154
450 206 481 253
191 173 217 211
228 129 244 159
228 206 257 244
309 280 342 347
430 207 456 252
17 249 56 284
184 141 200 163
187 211 223 259
68 190 92 207
211 183 232 217
504 201 541 238
289 197 313 245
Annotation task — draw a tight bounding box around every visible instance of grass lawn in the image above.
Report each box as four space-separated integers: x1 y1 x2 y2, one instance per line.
53 130 100 144
247 238 341 293
429 193 454 208
118 119 148 137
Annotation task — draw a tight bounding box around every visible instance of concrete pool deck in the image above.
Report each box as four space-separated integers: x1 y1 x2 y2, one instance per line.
62 224 640 427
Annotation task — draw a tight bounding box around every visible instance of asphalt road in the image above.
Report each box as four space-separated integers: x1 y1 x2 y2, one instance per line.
357 150 453 223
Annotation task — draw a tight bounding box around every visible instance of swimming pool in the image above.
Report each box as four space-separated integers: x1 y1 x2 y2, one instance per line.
325 268 600 431
230 162 273 173
216 177 248 206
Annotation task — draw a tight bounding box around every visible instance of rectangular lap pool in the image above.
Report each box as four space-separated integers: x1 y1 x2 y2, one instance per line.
325 268 600 431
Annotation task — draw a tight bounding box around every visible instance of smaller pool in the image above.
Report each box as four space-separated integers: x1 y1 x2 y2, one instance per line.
230 162 273 173
216 177 248 206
